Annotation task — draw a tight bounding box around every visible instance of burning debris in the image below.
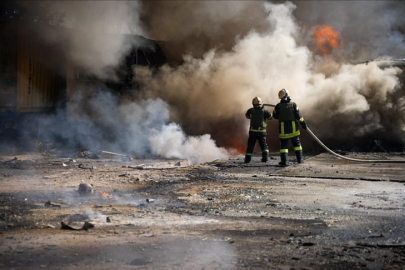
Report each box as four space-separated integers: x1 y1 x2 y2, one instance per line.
77 183 112 198
98 191 111 198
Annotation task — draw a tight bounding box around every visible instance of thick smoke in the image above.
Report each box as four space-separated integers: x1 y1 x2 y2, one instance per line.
23 1 405 159
135 1 405 149
50 1 144 79
140 1 269 62
149 124 228 164
293 1 405 61
37 91 227 164
19 1 229 164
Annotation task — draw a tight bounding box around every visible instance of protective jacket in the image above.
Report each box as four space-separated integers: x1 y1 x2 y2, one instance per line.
245 106 272 134
273 98 305 139
244 105 272 163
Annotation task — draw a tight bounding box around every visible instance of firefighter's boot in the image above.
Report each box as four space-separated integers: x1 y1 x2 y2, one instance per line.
295 150 303 163
244 155 251 164
278 153 288 167
261 151 268 162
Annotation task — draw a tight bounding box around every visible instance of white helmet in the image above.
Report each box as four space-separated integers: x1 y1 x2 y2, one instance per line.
252 97 262 105
278 88 289 99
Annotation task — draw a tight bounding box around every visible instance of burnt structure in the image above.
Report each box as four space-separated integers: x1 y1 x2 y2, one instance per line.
0 23 167 135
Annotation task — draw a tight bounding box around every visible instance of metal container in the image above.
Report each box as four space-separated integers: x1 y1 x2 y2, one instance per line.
0 24 18 112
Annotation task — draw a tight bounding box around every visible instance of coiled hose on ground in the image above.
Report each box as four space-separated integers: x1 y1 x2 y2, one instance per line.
263 104 405 163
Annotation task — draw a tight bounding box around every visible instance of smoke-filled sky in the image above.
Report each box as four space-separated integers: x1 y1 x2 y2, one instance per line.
28 1 405 162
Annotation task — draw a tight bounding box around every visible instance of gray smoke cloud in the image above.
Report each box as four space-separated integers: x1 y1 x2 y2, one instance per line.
51 1 144 79
293 1 405 61
38 90 228 164
16 0 229 164
140 1 269 62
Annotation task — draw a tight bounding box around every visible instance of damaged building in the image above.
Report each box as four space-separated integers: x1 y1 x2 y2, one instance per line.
0 23 167 137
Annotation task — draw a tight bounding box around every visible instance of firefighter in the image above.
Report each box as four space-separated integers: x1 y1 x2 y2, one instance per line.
272 89 307 166
244 97 272 163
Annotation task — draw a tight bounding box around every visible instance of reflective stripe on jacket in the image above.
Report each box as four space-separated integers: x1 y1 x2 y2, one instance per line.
273 100 304 139
245 107 272 133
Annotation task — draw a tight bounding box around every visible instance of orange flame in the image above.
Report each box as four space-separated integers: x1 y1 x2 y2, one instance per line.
313 25 341 55
99 191 111 197
227 138 246 155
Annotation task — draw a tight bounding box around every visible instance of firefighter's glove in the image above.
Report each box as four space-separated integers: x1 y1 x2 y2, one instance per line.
301 121 308 130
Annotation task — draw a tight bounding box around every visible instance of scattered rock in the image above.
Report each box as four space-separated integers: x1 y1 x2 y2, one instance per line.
174 160 189 167
78 183 93 196
368 233 384 238
61 221 94 231
44 200 61 208
129 258 150 266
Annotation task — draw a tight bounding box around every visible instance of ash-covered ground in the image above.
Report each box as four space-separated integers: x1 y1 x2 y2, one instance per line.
0 149 404 270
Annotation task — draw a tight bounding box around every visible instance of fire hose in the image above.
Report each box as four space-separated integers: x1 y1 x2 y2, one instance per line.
263 104 405 163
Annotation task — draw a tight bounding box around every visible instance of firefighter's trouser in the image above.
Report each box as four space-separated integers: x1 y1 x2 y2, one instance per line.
245 132 269 162
279 136 303 164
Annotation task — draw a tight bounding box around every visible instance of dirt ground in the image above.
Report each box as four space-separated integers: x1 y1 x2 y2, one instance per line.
0 149 405 270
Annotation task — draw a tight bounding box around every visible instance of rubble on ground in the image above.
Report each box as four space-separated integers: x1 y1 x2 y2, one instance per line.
0 152 404 269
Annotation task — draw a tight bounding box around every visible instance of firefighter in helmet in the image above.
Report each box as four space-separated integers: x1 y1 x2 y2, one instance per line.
244 97 272 163
272 89 307 166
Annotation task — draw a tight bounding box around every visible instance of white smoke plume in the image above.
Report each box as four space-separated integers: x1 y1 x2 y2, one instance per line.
149 123 228 164
39 89 228 164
